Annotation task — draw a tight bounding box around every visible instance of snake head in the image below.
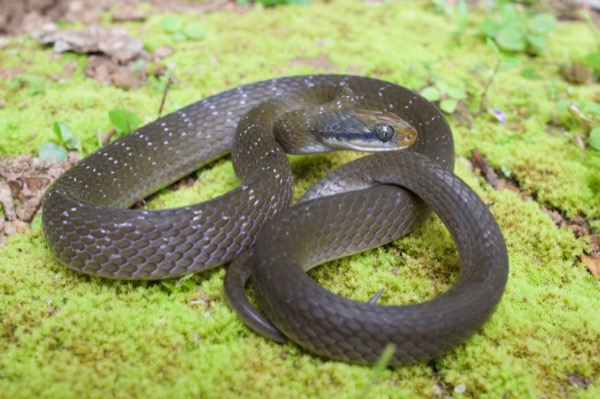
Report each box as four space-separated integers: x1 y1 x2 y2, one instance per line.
318 108 418 152
274 85 418 154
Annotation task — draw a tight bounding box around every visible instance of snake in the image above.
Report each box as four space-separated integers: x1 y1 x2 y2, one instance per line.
42 75 509 365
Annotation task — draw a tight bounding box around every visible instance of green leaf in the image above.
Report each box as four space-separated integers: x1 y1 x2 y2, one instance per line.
584 52 600 74
555 99 571 113
108 109 140 135
356 344 396 399
526 33 547 53
440 98 458 114
482 18 500 38
447 86 467 100
30 215 42 229
184 23 206 40
500 166 512 178
496 28 526 52
52 121 73 143
26 76 45 95
456 0 468 29
583 102 600 116
38 142 68 162
64 137 79 150
435 80 449 93
486 37 502 59
590 127 600 151
528 13 556 34
498 55 521 72
500 4 521 24
420 86 440 102
7 78 22 90
161 273 195 293
162 16 183 33
521 68 540 80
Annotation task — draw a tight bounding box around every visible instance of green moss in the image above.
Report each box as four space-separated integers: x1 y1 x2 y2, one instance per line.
0 1 598 398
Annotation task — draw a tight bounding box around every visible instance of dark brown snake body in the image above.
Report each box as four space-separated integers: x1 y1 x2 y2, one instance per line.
42 75 508 365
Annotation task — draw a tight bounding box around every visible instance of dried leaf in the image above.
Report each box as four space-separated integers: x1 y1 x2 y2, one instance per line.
581 254 600 277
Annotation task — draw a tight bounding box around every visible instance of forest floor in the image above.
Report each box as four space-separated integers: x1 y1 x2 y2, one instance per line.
0 1 599 398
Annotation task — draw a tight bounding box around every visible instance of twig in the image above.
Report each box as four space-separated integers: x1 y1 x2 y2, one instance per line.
478 59 501 116
471 148 501 189
158 76 173 117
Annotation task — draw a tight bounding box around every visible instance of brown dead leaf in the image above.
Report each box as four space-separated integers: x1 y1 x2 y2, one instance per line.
569 215 591 238
566 372 593 388
0 219 29 245
0 1 67 35
581 254 600 277
591 235 600 256
543 208 593 238
85 55 147 90
35 25 144 64
0 153 79 245
0 179 17 220
34 25 149 89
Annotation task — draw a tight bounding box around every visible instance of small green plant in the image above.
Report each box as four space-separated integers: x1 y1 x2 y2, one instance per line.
151 67 176 93
161 16 206 41
108 108 140 138
432 0 469 42
420 79 467 114
590 127 600 152
161 273 196 293
481 3 556 55
559 100 600 152
7 75 46 95
584 51 600 77
38 122 80 162
477 38 521 117
355 344 395 399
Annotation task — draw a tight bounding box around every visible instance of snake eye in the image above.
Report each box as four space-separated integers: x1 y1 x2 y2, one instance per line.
374 124 395 142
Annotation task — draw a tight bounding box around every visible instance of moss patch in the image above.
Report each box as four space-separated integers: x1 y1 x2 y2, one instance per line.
0 1 598 398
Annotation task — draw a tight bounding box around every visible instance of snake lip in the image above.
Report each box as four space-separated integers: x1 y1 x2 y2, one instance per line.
315 109 418 152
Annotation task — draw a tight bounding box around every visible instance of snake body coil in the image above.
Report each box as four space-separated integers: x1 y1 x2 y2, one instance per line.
42 75 508 365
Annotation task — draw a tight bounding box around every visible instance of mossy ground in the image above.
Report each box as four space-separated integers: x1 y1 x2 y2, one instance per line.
1 1 598 398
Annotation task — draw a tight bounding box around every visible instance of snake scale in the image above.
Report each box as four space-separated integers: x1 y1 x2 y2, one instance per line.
42 75 509 365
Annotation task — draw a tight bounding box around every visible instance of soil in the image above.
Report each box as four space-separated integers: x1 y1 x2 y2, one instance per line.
0 0 243 36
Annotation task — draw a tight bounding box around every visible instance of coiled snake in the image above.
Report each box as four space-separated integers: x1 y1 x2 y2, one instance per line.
42 75 508 365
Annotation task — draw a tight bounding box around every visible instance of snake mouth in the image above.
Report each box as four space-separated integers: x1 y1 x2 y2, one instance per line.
327 130 416 152
320 110 418 152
